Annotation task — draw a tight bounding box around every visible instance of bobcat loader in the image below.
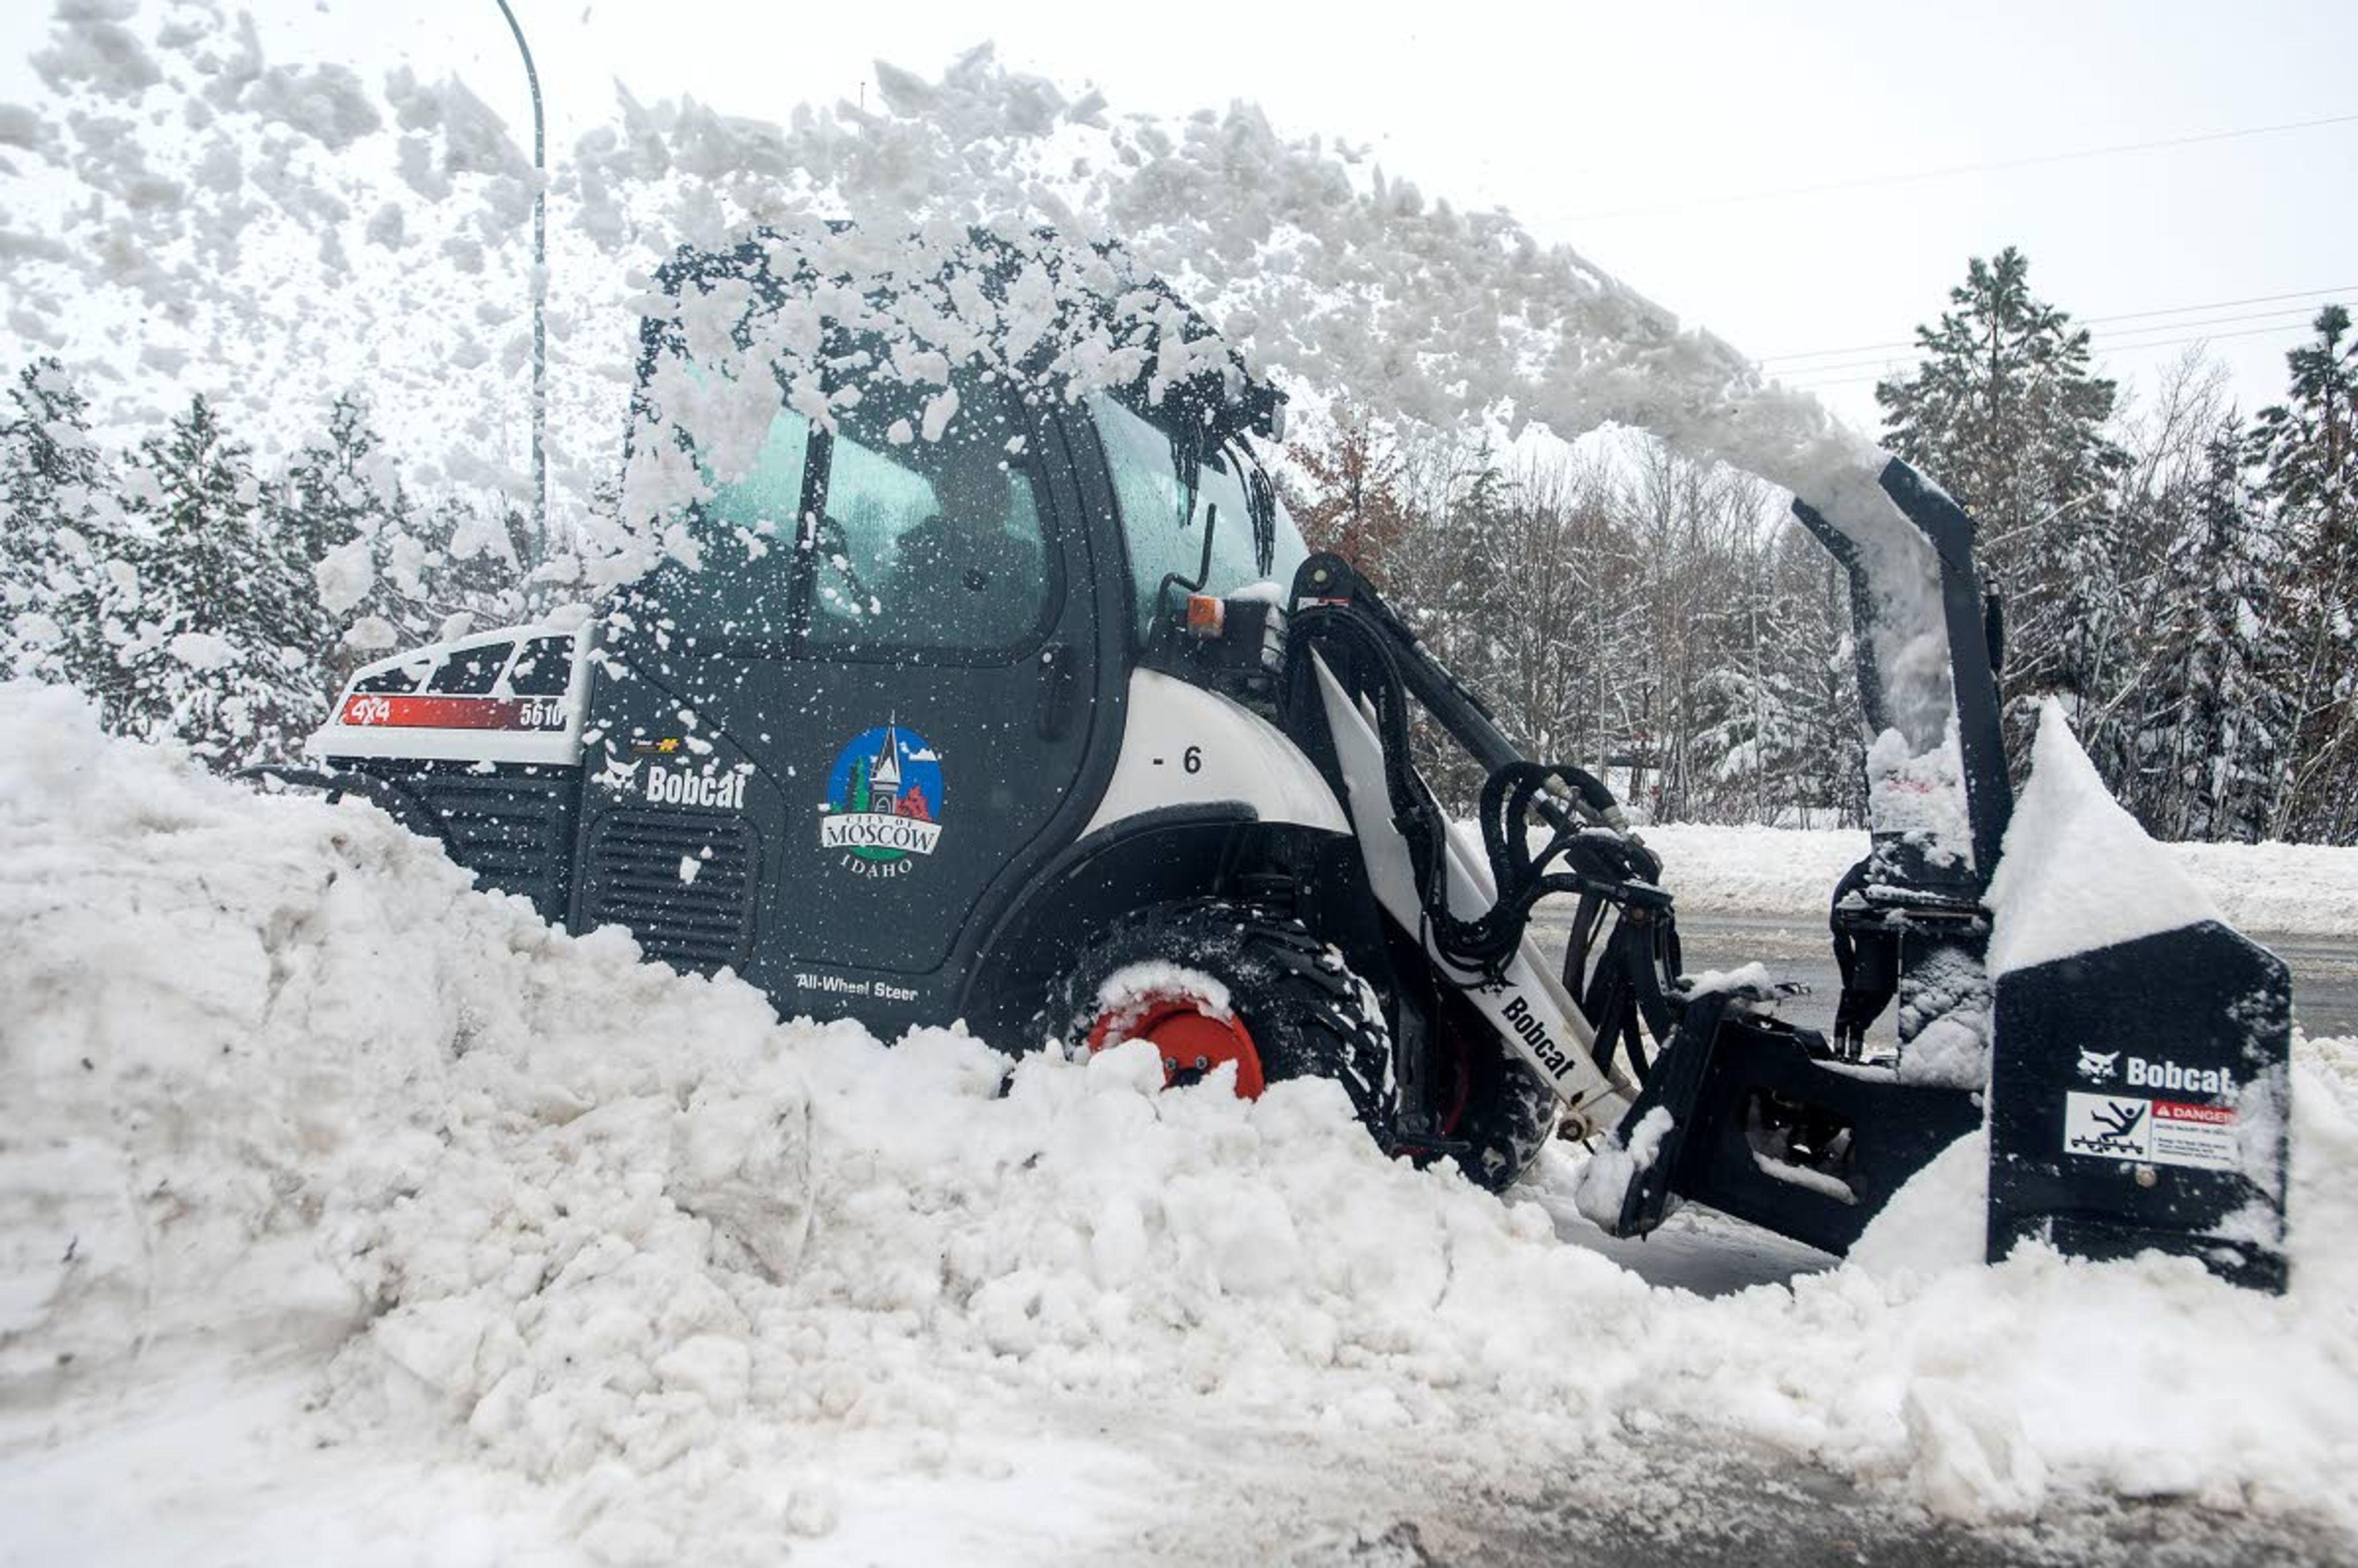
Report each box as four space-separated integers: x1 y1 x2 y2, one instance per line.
268 229 2294 1289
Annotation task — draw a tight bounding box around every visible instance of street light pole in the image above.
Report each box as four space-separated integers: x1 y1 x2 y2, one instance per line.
494 0 547 569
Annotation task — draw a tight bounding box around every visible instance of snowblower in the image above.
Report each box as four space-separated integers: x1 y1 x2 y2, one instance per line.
264 229 2294 1290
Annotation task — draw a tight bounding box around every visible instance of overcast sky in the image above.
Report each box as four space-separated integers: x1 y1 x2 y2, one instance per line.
7 0 2353 436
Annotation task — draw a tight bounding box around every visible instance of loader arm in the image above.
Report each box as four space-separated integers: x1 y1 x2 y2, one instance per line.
1276 551 1690 1143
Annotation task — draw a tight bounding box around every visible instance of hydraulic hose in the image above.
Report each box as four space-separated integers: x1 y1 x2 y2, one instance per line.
1286 572 1667 984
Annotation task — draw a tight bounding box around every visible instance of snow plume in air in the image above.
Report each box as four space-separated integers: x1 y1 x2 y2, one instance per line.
2 10 1877 521
5 9 1959 799
2 10 1961 826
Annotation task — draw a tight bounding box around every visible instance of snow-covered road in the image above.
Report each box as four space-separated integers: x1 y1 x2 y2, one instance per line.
1636 821 2358 940
4 686 2354 1568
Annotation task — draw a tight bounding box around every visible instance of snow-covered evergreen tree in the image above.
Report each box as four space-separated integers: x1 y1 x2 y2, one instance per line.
416 489 532 633
2254 304 2358 841
0 359 120 694
276 393 433 683
273 392 533 693
2133 425 2297 841
1875 249 2130 758
274 393 394 657
111 395 323 766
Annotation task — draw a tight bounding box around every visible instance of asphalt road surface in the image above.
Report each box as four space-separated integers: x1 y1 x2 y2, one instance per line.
1291 1446 2357 1568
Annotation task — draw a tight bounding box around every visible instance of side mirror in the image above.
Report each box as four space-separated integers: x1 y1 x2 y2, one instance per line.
1150 501 1222 638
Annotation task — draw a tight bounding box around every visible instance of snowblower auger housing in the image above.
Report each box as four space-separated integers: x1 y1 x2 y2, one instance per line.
1590 457 2292 1287
287 225 2293 1287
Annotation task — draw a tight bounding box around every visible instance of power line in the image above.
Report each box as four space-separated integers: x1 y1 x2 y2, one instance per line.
1757 284 2357 363
2086 287 2358 327
1766 305 2333 381
2098 303 2330 340
1784 317 2314 386
1778 319 2319 390
1571 112 2358 221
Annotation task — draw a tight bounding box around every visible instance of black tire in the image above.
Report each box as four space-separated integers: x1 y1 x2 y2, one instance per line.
1051 898 1395 1138
1433 990 1561 1192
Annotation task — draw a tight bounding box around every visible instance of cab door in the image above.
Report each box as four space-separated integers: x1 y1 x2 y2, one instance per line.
576 365 1109 1024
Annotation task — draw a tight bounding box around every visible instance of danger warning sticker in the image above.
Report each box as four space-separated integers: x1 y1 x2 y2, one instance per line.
2150 1098 2241 1171
2063 1091 2239 1173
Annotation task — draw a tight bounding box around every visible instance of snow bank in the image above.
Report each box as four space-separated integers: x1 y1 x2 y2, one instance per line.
5 685 2357 1562
2166 837 2358 939
1632 818 2358 937
1630 820 1872 917
0 681 814 1389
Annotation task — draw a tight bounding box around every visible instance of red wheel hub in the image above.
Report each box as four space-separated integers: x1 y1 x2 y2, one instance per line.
1086 992 1266 1098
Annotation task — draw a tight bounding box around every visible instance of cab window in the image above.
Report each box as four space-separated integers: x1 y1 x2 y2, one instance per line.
650 357 1054 658
672 393 809 642
803 389 1051 654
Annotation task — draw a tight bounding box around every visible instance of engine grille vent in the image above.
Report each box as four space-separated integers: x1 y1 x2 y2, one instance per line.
368 770 578 925
582 810 760 971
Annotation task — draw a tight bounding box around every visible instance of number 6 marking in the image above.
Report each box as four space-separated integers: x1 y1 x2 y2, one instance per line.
1183 745 1204 774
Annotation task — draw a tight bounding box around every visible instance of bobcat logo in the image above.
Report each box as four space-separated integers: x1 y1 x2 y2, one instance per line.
2076 1049 2120 1083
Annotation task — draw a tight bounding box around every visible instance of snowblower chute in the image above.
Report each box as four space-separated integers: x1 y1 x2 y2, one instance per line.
282 226 2294 1290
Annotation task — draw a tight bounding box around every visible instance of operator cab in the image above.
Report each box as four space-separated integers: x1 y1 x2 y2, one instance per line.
575 233 1313 1030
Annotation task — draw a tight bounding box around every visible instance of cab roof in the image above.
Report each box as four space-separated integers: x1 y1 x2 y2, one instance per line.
640 223 1286 452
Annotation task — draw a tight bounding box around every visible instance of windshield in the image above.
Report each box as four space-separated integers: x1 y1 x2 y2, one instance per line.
1091 393 1302 639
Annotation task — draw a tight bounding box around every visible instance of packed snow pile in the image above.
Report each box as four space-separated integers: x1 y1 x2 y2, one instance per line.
1986 702 2223 976
5 683 2357 1565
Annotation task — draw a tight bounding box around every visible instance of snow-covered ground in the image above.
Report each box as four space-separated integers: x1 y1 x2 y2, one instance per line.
4 681 2356 1566
1643 820 2358 936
